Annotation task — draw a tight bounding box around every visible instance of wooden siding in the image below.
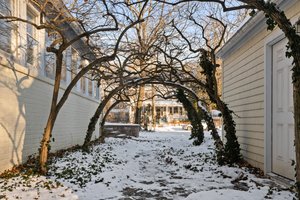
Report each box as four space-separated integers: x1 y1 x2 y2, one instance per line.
0 60 100 172
222 1 300 170
222 25 267 169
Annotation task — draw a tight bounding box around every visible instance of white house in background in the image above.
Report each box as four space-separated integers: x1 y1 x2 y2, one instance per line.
218 0 299 180
0 0 101 172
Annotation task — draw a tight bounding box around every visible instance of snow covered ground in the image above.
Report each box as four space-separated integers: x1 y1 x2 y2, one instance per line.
0 126 296 199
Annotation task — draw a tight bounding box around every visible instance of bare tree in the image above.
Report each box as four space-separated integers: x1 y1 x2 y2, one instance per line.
83 76 161 149
0 0 146 173
151 43 225 161
120 0 176 125
82 48 161 149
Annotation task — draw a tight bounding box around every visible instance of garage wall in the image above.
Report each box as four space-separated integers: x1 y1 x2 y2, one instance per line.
222 30 266 169
222 1 300 170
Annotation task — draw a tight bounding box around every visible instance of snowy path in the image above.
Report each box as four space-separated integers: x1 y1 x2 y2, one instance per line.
0 127 296 199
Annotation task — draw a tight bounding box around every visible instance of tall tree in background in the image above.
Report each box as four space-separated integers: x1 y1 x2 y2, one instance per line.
154 5 245 163
83 47 162 149
123 0 175 125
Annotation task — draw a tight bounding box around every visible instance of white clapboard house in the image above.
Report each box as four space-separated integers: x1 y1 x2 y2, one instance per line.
218 0 299 181
0 0 101 172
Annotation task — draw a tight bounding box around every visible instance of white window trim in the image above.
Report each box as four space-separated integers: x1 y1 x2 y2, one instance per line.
80 59 88 95
0 0 15 57
69 47 80 91
94 82 100 100
65 47 72 84
60 50 68 83
25 4 40 69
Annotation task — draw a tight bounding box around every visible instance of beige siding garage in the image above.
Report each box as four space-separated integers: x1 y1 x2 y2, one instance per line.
222 30 266 169
219 0 300 171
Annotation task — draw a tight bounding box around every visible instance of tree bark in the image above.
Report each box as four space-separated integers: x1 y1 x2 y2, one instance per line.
294 77 300 192
135 85 145 125
176 89 204 145
197 101 225 163
39 53 63 173
215 100 241 164
83 101 105 151
151 85 156 131
200 50 241 164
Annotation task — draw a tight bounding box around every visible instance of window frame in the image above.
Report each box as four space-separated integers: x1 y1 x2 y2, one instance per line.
44 30 56 79
169 107 173 115
0 0 13 55
174 107 178 114
26 5 39 68
94 81 100 99
61 50 67 83
70 47 79 81
88 76 93 97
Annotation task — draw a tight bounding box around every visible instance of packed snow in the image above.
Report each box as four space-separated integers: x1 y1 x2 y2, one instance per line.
0 126 296 199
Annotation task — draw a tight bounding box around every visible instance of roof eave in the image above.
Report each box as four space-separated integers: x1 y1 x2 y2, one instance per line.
217 12 265 59
217 0 298 60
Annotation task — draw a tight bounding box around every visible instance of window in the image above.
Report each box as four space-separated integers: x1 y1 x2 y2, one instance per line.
156 108 160 114
169 107 173 115
81 77 86 93
88 78 93 96
80 59 86 93
179 107 183 115
45 30 55 79
94 82 99 99
174 107 178 114
0 0 12 53
61 50 68 82
71 48 79 80
0 0 10 14
26 7 39 66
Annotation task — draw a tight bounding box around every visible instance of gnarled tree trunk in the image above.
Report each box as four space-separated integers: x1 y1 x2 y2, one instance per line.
135 85 145 125
151 85 156 131
200 50 241 164
176 89 204 145
294 76 300 193
39 53 63 174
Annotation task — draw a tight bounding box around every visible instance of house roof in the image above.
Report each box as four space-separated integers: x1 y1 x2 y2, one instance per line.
41 0 96 60
217 0 297 59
